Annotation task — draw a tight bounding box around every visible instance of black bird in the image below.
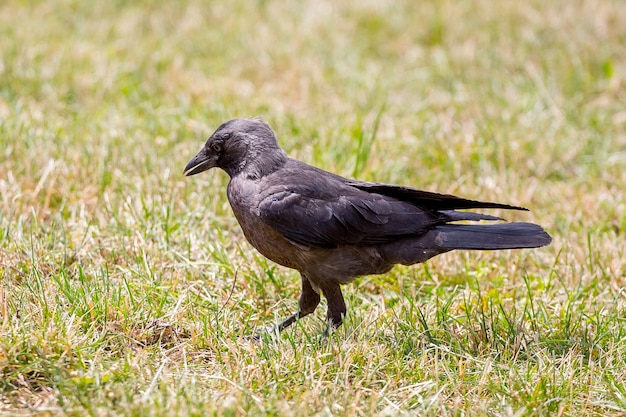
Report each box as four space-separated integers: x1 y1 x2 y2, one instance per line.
184 118 551 335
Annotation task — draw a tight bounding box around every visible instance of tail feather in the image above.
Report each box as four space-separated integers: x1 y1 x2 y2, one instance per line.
435 222 552 250
440 209 504 222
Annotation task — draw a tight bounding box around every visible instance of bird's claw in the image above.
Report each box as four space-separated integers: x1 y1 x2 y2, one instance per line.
242 326 281 342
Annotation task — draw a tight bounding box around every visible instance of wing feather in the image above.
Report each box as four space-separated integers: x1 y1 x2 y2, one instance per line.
348 181 528 211
254 163 520 249
257 184 440 248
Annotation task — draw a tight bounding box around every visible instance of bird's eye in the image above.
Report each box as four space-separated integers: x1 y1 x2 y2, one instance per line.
211 143 222 152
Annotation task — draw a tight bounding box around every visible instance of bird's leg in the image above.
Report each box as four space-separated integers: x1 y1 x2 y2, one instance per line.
321 283 346 335
272 274 321 333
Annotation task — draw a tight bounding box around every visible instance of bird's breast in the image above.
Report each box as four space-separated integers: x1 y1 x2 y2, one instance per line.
227 178 304 269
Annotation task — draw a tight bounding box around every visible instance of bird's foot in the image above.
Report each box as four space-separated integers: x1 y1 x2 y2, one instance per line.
242 325 282 342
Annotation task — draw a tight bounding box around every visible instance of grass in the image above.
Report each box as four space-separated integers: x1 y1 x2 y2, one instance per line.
1 0 625 415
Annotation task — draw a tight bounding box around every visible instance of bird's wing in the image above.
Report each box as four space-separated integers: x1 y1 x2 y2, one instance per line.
257 182 443 248
347 181 528 211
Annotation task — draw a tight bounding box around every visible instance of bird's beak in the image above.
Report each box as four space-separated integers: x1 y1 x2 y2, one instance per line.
183 150 216 176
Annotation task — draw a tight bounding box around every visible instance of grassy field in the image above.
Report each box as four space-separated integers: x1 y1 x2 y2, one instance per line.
1 0 625 415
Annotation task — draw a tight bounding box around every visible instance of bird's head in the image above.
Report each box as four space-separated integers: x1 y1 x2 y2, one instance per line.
183 118 286 178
